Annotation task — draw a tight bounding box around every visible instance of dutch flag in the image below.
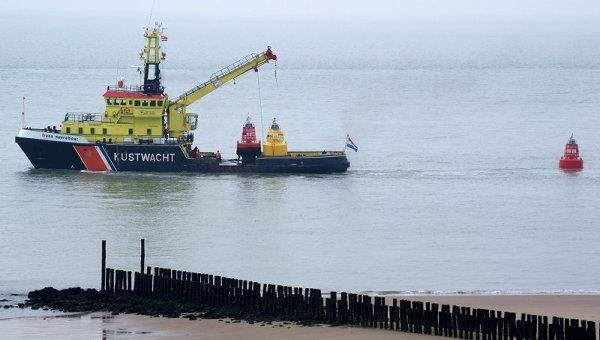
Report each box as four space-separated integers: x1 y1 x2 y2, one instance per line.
346 135 358 152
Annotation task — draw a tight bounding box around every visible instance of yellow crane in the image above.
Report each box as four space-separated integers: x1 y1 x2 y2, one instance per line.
166 47 277 139
59 25 276 144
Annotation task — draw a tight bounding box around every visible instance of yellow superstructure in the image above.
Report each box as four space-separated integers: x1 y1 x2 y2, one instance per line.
60 93 168 143
60 25 276 144
262 118 288 156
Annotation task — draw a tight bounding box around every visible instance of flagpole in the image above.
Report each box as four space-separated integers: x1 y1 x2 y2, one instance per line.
21 96 26 129
345 134 358 152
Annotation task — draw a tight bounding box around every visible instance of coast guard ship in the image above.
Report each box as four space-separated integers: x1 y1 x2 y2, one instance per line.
15 25 350 173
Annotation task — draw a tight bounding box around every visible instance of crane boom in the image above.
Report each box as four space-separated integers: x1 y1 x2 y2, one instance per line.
169 48 276 110
166 47 276 139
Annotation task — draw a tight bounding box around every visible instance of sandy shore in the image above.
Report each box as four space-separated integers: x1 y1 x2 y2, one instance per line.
2 295 599 339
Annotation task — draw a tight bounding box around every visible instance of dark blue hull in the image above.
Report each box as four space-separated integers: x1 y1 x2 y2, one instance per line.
15 135 350 173
255 154 350 173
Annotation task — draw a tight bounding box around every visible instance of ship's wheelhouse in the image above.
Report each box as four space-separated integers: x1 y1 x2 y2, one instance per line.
60 89 167 143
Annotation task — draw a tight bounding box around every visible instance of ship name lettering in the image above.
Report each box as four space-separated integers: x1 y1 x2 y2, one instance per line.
41 133 79 142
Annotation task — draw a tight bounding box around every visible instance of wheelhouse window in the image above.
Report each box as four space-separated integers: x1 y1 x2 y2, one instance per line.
102 128 107 135
90 128 95 135
150 100 156 107
128 128 133 135
66 127 71 134
134 100 140 106
142 101 149 107
78 127 83 134
157 100 163 106
147 128 152 135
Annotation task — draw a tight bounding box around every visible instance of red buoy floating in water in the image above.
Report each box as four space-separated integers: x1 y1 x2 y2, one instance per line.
559 134 583 170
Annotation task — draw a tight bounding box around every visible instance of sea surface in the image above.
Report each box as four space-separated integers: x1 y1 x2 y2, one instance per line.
2 17 600 314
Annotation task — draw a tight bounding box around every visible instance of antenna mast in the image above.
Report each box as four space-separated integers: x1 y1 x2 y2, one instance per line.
147 0 157 27
21 96 26 128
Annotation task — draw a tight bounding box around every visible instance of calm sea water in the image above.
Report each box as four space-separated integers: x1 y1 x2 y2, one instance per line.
2 17 600 311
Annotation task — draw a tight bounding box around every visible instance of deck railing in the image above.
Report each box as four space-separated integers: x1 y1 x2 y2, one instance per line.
106 85 144 92
63 112 104 122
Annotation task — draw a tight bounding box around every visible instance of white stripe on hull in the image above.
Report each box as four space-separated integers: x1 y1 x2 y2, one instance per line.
17 129 89 144
95 146 114 171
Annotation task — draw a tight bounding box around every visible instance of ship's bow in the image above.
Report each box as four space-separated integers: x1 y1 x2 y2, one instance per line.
15 129 87 170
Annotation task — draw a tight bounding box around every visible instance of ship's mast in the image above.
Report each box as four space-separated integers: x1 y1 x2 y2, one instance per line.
139 25 166 95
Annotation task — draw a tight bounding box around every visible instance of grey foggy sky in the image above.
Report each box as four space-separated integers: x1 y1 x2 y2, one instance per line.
3 0 600 22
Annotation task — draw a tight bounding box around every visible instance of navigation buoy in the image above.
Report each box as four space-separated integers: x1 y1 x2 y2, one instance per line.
559 134 583 170
236 116 261 163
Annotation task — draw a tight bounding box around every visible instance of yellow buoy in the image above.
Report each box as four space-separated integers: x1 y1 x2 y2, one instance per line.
262 118 288 157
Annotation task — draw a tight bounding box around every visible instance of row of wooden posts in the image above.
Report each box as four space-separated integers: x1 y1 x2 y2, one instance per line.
100 240 596 340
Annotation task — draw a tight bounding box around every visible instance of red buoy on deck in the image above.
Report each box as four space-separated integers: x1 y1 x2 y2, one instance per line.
559 134 583 170
236 116 262 163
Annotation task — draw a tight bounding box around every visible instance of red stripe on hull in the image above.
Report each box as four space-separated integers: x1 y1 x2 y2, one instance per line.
74 145 109 171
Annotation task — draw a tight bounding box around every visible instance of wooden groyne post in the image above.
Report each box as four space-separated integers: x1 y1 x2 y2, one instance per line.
101 240 106 291
140 239 145 275
97 239 599 340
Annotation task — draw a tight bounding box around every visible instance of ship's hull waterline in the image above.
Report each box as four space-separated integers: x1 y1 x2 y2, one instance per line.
15 130 350 174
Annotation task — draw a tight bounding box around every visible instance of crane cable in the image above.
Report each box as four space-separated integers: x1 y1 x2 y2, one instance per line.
257 58 279 139
274 60 278 87
256 70 265 141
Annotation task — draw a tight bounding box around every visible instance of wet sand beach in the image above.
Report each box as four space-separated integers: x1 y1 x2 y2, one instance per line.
2 295 599 339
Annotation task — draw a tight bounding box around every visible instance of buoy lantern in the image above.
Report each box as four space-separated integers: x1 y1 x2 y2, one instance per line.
559 134 583 170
